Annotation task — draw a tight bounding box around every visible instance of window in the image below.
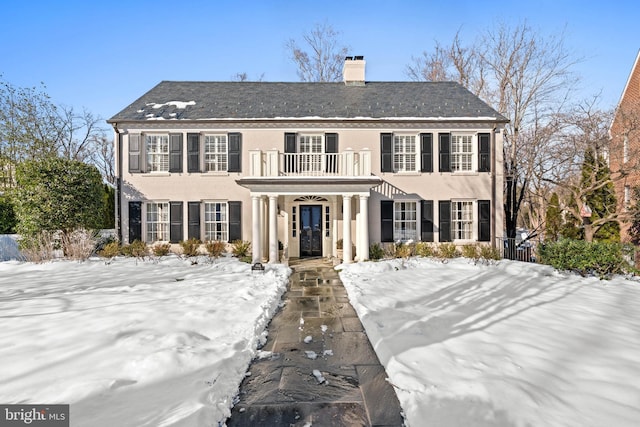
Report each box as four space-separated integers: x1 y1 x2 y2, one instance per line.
625 185 631 208
146 202 169 241
393 135 417 172
299 135 323 173
146 135 169 172
204 202 228 241
451 134 473 172
394 201 417 241
204 135 228 172
325 206 330 237
624 135 629 163
292 206 297 237
451 201 473 240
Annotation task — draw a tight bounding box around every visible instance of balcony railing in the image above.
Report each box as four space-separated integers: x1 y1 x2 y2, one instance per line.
248 149 371 177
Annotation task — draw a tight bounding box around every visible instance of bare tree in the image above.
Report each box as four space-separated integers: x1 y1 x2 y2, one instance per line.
406 23 580 243
0 77 111 188
57 106 107 162
406 30 485 96
231 72 265 82
286 22 349 82
89 135 115 186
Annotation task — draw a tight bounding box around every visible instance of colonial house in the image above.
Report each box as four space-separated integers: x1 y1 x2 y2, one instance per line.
108 57 507 263
610 49 640 242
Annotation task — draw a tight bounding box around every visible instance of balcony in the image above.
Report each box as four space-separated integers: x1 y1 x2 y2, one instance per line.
248 149 372 177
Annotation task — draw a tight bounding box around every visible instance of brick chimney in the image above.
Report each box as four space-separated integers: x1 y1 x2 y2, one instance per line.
343 56 366 86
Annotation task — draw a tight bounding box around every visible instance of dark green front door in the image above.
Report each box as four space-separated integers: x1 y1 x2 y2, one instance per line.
300 205 322 257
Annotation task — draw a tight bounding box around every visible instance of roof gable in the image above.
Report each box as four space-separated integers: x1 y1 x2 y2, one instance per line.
109 81 507 123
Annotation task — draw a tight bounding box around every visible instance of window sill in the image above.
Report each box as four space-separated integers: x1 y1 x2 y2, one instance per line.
200 171 230 177
141 172 171 177
392 171 421 176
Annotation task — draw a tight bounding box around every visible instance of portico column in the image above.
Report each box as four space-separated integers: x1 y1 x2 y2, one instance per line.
343 195 352 264
268 195 278 263
251 195 262 263
358 195 369 261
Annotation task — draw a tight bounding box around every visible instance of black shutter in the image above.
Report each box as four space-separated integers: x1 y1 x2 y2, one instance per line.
478 200 491 242
381 133 393 172
325 133 338 173
438 200 451 242
381 200 394 242
228 133 242 172
169 201 183 243
421 200 434 242
129 134 141 173
284 133 297 173
228 201 242 242
420 133 433 173
439 133 451 172
478 133 491 172
128 201 142 242
169 134 183 173
187 133 200 173
188 202 201 240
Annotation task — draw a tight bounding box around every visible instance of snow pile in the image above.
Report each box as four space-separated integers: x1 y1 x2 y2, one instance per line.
339 257 640 427
147 101 196 109
0 255 290 426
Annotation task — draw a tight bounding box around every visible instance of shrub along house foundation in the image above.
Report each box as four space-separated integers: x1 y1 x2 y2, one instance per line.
109 57 507 263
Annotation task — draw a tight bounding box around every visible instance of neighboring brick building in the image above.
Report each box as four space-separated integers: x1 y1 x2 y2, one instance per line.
610 50 640 242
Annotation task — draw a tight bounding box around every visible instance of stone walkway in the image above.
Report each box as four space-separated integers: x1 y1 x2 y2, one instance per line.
227 258 404 427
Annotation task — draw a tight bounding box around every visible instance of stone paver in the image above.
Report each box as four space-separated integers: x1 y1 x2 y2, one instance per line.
227 258 404 427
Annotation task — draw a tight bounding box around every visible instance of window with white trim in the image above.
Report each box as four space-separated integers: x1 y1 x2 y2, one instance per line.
624 135 629 163
146 135 169 172
451 134 473 172
204 202 228 241
625 185 631 208
452 201 473 240
393 135 416 172
146 202 169 241
394 201 417 241
204 134 228 172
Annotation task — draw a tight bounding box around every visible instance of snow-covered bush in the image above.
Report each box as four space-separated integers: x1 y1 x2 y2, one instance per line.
231 240 251 258
152 242 172 257
121 240 148 259
438 242 459 259
179 238 201 257
415 242 437 257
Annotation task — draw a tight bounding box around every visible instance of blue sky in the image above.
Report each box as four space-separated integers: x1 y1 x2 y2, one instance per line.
1 0 638 124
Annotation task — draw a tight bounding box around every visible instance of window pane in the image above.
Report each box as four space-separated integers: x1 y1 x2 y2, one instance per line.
393 135 416 172
146 202 169 241
393 201 417 241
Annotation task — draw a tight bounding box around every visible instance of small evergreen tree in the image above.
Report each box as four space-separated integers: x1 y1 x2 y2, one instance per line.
580 148 620 242
102 183 115 229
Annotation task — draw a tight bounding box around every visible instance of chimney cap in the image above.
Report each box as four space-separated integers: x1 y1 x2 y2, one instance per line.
354 55 364 60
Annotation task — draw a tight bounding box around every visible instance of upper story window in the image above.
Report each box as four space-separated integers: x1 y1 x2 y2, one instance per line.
393 135 417 172
146 135 169 172
451 134 473 172
204 134 228 172
146 202 169 241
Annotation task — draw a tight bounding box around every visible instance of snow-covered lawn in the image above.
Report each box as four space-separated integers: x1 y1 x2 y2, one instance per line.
339 258 640 427
3 254 640 427
0 255 290 426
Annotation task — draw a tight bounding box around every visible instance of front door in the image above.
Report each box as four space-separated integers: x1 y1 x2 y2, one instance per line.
300 205 322 257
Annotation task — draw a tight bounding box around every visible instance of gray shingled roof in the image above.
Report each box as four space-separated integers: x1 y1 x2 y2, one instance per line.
108 81 508 122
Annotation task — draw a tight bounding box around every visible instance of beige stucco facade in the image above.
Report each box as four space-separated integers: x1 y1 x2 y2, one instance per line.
114 118 504 263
